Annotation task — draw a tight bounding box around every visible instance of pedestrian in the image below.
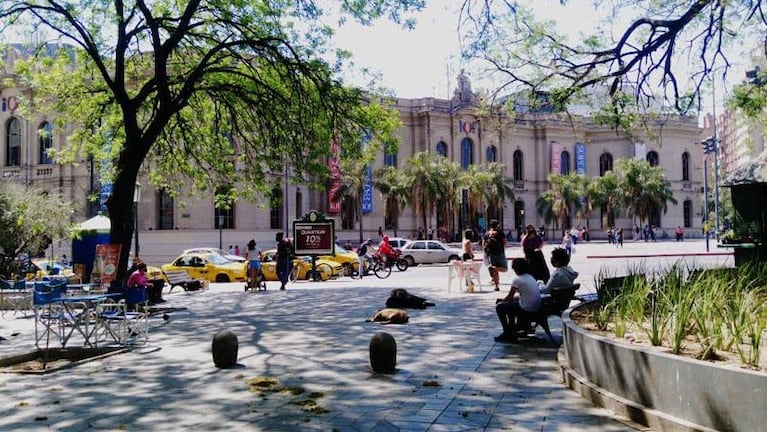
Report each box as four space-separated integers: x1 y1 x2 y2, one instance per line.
643 224 650 242
615 227 624 247
634 224 640 241
228 245 234 255
606 227 613 244
521 224 550 283
561 231 573 255
417 227 425 240
234 244 240 256
378 226 383 238
484 220 508 291
275 231 292 290
427 226 434 240
61 254 69 266
675 226 684 241
569 226 579 245
245 239 262 289
462 229 475 262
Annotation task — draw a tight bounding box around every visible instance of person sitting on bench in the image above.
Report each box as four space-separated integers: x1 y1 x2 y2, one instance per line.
494 258 541 343
540 247 579 294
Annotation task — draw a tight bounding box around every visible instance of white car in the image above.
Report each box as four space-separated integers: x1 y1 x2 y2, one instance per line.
399 240 463 266
385 237 411 249
182 247 247 262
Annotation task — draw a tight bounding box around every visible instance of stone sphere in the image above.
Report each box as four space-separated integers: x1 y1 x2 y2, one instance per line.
369 332 397 373
212 330 239 368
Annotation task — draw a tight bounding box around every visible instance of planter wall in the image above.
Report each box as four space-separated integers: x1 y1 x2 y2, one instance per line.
561 302 767 432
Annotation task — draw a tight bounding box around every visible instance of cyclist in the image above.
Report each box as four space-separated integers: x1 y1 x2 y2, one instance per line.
356 239 374 278
377 235 397 266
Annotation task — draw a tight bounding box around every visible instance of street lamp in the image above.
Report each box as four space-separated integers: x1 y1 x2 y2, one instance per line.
218 214 224 250
133 182 142 258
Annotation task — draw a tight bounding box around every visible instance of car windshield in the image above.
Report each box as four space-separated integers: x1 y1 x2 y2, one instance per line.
206 254 230 265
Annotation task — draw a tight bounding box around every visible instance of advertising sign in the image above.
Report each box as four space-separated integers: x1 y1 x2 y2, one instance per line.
91 243 121 286
575 143 586 174
293 211 335 255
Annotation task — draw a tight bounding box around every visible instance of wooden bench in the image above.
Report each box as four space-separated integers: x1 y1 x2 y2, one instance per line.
532 283 580 344
163 270 208 293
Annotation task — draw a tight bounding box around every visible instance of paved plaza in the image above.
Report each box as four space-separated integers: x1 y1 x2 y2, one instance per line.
0 239 733 431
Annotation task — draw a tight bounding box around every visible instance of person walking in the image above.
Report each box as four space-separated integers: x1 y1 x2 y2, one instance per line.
521 224 550 283
245 239 263 289
484 220 508 291
615 227 624 247
275 232 292 290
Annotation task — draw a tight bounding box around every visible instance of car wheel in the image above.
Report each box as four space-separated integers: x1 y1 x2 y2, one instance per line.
405 256 416 267
215 274 230 283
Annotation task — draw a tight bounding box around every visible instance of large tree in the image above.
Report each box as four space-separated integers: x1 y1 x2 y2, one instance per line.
1 0 423 280
459 0 766 112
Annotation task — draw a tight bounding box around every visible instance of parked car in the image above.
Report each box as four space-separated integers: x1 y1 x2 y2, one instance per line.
161 252 247 283
22 259 80 283
385 237 411 249
127 258 164 281
182 247 246 262
260 249 343 281
398 240 463 266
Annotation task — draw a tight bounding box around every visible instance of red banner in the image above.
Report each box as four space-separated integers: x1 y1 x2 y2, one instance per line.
328 139 342 213
92 243 121 286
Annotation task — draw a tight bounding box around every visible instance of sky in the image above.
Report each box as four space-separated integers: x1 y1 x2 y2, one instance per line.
330 0 758 113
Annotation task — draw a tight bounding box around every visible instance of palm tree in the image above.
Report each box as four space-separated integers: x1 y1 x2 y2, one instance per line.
482 162 515 223
335 156 370 243
538 173 581 237
592 171 622 229
616 158 676 228
373 165 409 237
401 152 442 232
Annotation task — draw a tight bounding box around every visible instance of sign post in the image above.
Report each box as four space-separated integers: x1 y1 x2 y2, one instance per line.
292 210 335 281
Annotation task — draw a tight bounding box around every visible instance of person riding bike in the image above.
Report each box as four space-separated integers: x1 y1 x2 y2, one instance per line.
356 239 374 278
377 235 398 265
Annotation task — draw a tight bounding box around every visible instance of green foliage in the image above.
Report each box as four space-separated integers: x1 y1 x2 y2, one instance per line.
0 182 75 278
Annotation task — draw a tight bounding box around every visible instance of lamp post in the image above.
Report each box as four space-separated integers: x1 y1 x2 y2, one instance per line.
133 182 142 258
218 214 224 250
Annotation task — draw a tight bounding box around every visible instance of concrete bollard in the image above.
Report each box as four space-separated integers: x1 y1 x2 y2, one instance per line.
369 332 397 373
212 330 239 368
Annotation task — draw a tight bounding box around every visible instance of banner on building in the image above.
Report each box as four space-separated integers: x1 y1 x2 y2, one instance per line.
327 139 342 213
550 141 561 174
575 143 586 174
362 165 373 214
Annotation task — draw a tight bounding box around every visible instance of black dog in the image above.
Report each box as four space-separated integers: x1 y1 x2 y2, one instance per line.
385 288 436 309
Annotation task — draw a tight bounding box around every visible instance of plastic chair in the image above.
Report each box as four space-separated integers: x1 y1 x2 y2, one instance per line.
99 287 149 345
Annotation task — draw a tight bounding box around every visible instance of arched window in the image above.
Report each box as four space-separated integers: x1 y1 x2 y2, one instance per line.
39 122 53 165
384 151 397 167
683 199 692 228
681 152 690 181
513 150 524 182
646 150 659 167
514 200 526 230
599 153 613 176
6 117 21 166
460 138 473 168
560 150 571 175
157 189 174 230
295 188 303 220
436 141 447 157
270 187 282 229
486 145 497 162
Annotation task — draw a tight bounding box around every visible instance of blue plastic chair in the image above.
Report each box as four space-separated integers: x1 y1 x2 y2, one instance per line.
33 284 66 348
0 278 30 317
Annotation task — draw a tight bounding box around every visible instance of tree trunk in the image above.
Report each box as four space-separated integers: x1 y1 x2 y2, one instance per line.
106 168 139 283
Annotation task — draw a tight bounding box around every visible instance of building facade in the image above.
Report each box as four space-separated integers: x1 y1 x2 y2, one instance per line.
0 71 704 264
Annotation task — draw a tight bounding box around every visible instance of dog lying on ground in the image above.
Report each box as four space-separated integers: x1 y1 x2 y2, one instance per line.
366 308 409 324
385 288 436 309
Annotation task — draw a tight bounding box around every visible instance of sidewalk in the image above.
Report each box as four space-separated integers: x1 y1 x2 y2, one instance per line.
0 240 730 431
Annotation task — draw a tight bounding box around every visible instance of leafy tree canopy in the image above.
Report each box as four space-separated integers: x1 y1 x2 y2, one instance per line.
459 0 766 114
0 0 424 277
0 182 75 278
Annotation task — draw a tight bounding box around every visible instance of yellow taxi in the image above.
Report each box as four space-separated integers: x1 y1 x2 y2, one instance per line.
317 243 359 276
260 249 343 281
22 258 81 283
161 252 248 283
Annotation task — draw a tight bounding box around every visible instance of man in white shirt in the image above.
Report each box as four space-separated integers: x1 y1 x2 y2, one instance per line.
494 258 541 343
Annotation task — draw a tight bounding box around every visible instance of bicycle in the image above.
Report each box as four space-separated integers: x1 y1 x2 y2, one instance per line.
369 253 392 279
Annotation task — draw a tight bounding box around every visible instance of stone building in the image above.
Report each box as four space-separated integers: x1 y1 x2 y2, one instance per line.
0 65 704 264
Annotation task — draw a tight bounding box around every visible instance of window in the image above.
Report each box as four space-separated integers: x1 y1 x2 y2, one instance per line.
513 150 524 182
270 187 282 229
157 189 174 230
436 141 447 157
214 205 234 229
683 200 692 228
384 152 397 167
460 138 473 168
486 145 497 162
514 200 525 229
646 150 659 167
295 188 303 220
560 150 571 175
6 117 21 166
39 122 54 165
682 152 690 181
599 153 613 176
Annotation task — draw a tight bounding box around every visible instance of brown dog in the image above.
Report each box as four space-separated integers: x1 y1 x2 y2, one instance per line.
366 308 409 324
